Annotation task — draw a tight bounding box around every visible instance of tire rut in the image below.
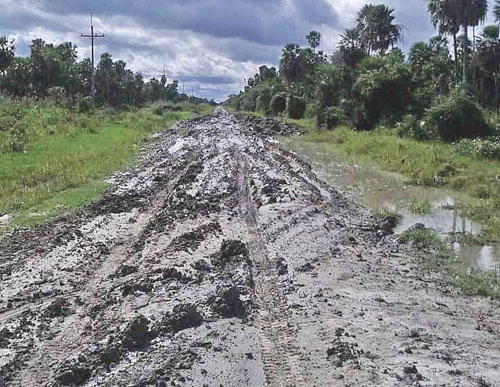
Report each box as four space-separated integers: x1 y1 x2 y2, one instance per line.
236 150 307 387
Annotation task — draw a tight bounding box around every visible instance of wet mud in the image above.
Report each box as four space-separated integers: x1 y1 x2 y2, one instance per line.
0 110 499 386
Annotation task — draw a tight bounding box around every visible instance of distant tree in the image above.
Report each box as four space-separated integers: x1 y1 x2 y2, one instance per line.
0 36 15 79
279 44 302 82
356 4 403 54
306 31 321 51
337 27 366 69
495 0 500 24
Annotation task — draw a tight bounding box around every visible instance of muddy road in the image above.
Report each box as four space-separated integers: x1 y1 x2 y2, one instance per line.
0 110 499 386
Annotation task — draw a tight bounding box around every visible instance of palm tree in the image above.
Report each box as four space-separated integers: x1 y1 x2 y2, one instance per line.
494 0 500 24
356 4 403 54
428 0 488 84
428 0 460 75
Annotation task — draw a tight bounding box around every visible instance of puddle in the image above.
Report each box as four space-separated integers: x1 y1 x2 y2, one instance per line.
280 138 500 273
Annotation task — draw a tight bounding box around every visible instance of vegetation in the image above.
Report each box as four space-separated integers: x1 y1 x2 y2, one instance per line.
229 2 499 136
400 225 500 299
0 37 216 108
0 100 209 230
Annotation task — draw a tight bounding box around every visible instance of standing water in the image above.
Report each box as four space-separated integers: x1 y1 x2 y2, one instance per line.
280 138 500 273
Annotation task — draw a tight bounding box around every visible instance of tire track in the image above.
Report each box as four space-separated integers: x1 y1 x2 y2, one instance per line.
235 149 307 387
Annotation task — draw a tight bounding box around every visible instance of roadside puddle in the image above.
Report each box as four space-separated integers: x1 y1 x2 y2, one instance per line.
280 138 500 273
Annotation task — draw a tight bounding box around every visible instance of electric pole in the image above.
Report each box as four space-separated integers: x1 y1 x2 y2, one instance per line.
81 13 105 101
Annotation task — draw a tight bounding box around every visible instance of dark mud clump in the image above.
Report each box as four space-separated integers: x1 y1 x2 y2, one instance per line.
122 278 153 296
0 328 13 347
211 240 250 268
55 356 92 386
209 287 246 318
167 221 222 253
88 191 147 216
159 304 204 333
114 264 138 278
191 259 211 272
120 315 156 351
326 331 364 367
161 267 192 283
44 298 72 318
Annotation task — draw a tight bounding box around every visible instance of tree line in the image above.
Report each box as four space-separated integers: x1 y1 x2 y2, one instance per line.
228 0 500 142
0 37 214 108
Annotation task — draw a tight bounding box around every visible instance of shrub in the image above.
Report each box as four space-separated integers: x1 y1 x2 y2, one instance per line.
422 92 491 142
323 106 347 129
270 93 286 115
453 137 500 160
286 95 306 119
396 115 428 140
354 52 414 128
256 92 271 114
78 96 94 113
240 95 256 112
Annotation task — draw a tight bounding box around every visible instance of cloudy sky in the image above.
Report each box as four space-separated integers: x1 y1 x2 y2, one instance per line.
0 0 497 101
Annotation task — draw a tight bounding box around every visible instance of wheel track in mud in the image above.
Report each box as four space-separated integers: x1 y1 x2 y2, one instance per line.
235 149 307 387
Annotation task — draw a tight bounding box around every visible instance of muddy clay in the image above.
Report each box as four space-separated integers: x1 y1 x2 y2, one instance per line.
0 109 499 386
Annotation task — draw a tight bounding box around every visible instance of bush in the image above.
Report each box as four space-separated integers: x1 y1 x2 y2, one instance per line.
316 106 347 129
240 95 256 112
354 51 414 128
286 95 306 119
453 137 500 160
270 93 286 115
422 92 491 142
78 96 94 113
256 89 272 114
396 115 428 140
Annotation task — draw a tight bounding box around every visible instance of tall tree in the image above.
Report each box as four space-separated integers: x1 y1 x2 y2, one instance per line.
494 0 500 24
428 0 460 76
457 0 488 83
306 31 321 51
356 4 403 54
0 36 15 80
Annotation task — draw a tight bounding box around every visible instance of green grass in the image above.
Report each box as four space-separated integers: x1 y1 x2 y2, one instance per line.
0 103 195 230
405 197 433 215
451 271 500 299
301 127 500 238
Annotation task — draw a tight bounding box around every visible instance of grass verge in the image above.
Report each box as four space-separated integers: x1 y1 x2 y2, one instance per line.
0 104 195 231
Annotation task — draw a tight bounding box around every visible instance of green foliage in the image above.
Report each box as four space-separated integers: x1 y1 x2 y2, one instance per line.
286 95 306 119
453 137 500 160
256 87 272 114
405 197 433 214
0 102 193 230
399 226 444 248
317 106 347 129
451 271 500 299
396 115 429 140
422 91 491 142
354 51 414 129
78 96 94 113
270 93 287 115
373 208 402 233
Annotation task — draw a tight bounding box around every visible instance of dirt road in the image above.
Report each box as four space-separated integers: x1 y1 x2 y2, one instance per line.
0 110 499 386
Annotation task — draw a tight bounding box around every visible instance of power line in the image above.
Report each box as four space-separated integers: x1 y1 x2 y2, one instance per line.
81 13 105 100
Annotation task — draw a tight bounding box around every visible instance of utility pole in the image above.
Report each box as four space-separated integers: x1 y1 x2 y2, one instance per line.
81 13 105 101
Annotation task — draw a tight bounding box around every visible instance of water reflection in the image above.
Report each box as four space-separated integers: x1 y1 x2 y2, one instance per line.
280 138 500 273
